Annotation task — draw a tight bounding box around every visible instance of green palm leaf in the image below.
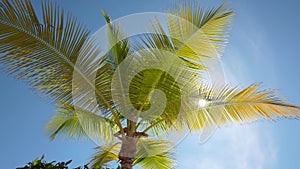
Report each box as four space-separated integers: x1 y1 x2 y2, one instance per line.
137 2 233 70
101 10 130 68
89 142 121 168
134 138 175 169
0 0 89 103
47 101 117 142
179 83 300 131
0 0 124 132
169 2 232 57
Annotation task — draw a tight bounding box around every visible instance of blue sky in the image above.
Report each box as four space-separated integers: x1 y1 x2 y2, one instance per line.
0 0 300 168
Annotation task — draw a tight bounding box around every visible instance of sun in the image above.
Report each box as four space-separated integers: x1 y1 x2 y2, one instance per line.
198 99 207 107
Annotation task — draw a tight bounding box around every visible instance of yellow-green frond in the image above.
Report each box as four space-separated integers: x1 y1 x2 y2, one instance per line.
47 102 116 142
180 83 300 131
136 2 233 71
101 10 130 69
0 0 91 104
169 2 233 64
134 138 176 169
169 2 233 50
0 0 123 131
89 143 121 168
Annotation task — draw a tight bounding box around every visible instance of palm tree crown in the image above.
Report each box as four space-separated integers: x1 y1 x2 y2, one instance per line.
1 0 299 168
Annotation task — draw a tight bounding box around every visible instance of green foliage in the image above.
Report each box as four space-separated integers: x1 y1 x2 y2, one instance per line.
16 155 117 169
89 143 121 168
16 155 73 169
134 139 176 169
47 101 117 142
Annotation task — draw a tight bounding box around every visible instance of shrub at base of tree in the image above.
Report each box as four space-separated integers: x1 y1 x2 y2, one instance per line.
16 155 118 169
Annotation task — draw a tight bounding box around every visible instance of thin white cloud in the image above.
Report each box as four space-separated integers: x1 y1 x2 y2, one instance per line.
223 4 279 88
176 124 278 169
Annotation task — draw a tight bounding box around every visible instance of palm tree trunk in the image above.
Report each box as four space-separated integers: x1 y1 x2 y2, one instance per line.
119 137 137 169
119 115 139 169
119 156 134 169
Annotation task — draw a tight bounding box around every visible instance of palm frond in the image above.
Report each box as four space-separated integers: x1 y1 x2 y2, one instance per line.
169 2 233 55
0 0 124 132
179 83 300 131
134 138 176 169
101 10 130 69
89 142 121 168
0 0 89 103
47 101 116 142
136 2 233 71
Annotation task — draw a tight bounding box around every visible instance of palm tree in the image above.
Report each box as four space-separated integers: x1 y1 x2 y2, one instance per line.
1 0 299 169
